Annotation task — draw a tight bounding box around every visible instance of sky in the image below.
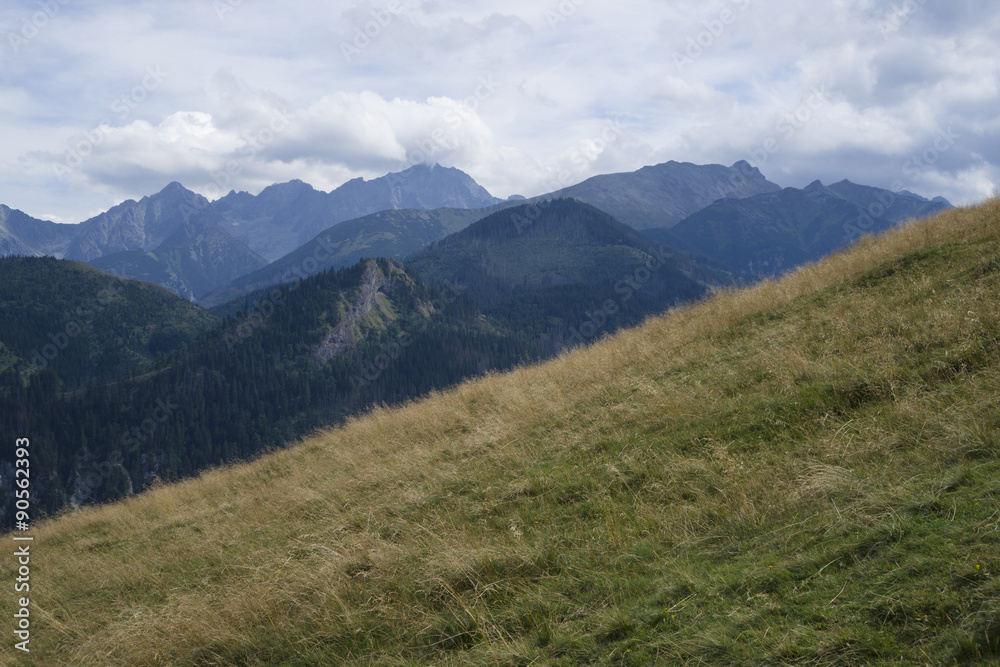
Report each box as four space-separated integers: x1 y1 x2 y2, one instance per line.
0 0 998 223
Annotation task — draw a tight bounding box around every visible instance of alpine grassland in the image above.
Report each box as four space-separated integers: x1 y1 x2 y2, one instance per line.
3 198 999 665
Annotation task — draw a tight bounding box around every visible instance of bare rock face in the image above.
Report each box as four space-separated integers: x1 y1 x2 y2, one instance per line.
312 259 404 364
64 182 211 262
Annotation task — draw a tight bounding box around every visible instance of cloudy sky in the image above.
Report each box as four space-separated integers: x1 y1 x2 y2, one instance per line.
1 0 997 223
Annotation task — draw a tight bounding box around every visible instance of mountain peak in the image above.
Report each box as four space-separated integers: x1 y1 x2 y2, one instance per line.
148 182 202 203
731 159 760 174
263 179 316 192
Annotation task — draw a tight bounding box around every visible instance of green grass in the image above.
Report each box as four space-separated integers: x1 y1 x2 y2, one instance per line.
2 200 999 665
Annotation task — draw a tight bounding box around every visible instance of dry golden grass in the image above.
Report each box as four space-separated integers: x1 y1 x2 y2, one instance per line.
3 197 1000 665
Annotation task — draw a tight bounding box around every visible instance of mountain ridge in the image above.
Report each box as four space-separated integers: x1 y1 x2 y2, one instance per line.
524 159 783 230
653 180 953 279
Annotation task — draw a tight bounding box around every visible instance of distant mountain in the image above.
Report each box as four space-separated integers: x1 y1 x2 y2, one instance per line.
0 256 217 388
87 207 269 301
406 198 710 347
63 182 210 262
658 181 953 279
0 183 267 301
0 161 956 305
201 207 491 308
0 205 76 257
527 160 782 230
214 163 504 261
0 165 504 298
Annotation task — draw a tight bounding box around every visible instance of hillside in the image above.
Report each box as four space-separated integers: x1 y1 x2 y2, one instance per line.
0 256 217 387
0 258 548 525
200 207 490 308
406 199 712 347
3 199 1000 665
658 181 952 279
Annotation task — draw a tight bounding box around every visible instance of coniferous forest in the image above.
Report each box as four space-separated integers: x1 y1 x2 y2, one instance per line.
1 202 711 525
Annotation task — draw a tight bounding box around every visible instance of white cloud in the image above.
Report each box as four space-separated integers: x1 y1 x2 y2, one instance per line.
0 0 998 221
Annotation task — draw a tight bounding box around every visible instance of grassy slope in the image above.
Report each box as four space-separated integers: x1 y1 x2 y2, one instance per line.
4 201 1000 665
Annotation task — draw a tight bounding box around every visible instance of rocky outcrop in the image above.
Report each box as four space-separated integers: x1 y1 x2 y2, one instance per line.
311 259 402 363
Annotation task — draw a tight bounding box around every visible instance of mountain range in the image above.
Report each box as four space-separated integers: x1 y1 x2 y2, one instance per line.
652 179 953 278
534 159 782 230
0 154 983 665
0 160 953 305
0 160 776 298
0 164 506 300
